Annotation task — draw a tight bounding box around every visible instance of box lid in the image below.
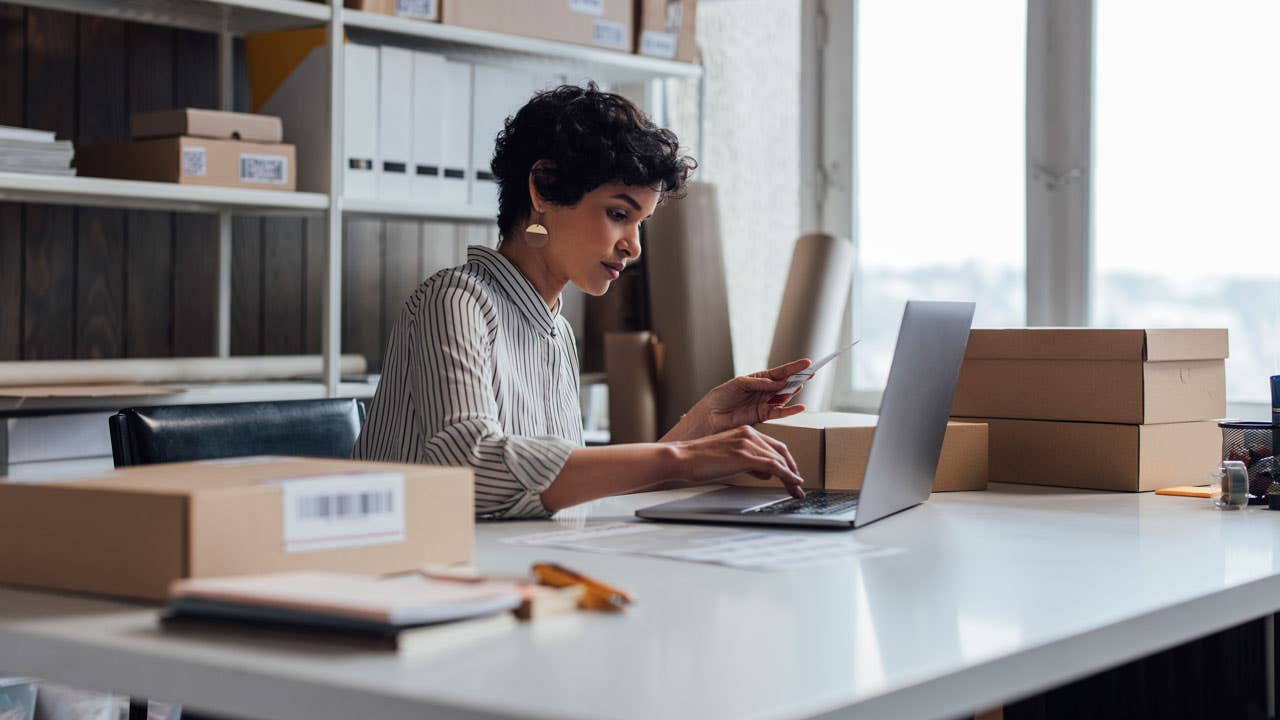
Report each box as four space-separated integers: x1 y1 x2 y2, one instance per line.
131 108 283 143
964 328 1228 362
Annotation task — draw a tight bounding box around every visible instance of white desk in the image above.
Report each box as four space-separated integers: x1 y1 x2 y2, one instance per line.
3 484 1280 720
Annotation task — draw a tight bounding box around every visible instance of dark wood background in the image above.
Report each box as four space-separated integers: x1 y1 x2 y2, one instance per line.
0 6 500 373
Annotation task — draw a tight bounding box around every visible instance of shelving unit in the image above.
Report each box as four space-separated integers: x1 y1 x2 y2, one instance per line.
1 0 702 400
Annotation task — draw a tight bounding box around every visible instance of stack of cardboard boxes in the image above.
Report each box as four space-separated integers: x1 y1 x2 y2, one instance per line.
76 109 297 192
951 329 1228 492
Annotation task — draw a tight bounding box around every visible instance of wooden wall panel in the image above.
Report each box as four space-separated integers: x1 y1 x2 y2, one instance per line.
123 23 174 358
230 217 262 356
171 29 218 357
75 16 127 359
303 216 324 355
342 219 383 373
263 217 304 355
0 6 24 361
382 221 421 345
22 9 76 360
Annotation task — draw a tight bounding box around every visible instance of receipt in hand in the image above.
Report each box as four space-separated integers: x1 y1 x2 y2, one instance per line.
778 340 860 395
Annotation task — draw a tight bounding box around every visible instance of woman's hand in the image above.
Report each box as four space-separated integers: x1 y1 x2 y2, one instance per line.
666 425 806 498
662 358 813 442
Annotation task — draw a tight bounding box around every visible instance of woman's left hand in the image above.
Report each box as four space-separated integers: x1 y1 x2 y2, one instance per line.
663 358 813 441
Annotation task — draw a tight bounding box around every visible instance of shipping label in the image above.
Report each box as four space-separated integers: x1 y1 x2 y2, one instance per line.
239 153 289 185
640 31 678 58
569 0 604 15
182 146 207 177
395 0 436 19
592 19 627 49
278 473 406 553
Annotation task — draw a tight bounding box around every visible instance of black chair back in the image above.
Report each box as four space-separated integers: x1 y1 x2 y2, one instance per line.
109 398 366 467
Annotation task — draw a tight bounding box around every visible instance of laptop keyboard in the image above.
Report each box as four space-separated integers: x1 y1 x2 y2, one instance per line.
742 491 861 516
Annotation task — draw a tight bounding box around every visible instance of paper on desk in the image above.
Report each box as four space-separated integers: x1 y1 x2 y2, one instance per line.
502 522 892 570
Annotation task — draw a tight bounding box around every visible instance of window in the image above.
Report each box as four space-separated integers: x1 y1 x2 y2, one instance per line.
851 0 1027 392
1093 0 1280 404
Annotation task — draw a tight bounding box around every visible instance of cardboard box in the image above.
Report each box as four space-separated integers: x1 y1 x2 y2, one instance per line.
76 137 297 191
635 0 696 62
131 108 283 143
0 457 473 601
955 417 1220 492
443 0 634 53
951 329 1228 424
345 0 439 21
724 412 988 493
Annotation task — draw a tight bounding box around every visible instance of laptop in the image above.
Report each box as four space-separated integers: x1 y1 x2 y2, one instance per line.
635 300 975 529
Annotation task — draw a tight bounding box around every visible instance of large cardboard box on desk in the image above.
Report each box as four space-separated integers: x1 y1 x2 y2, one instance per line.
723 412 988 493
0 457 473 602
955 417 1220 492
951 328 1228 424
443 0 634 52
76 137 296 191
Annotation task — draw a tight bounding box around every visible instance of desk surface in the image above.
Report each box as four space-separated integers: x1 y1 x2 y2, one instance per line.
3 484 1280 720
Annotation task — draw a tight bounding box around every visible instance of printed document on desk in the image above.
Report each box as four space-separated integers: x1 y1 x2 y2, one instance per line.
502 522 895 570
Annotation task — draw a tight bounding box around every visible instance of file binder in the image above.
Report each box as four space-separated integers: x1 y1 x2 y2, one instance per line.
411 51 447 204
345 43 380 199
439 59 472 207
378 45 413 200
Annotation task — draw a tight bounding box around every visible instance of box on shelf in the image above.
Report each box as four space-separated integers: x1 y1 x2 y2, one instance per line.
131 108 283 143
723 412 988 493
76 137 297 191
951 329 1228 424
635 0 696 62
346 0 439 21
954 417 1220 492
443 0 634 53
0 457 473 601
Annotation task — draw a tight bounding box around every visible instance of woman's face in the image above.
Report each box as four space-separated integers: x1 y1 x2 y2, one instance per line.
543 182 661 296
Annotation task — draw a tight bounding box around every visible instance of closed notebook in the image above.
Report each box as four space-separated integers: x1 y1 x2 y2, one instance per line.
166 570 522 628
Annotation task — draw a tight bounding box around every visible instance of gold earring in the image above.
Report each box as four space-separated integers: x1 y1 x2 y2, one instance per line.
525 212 548 247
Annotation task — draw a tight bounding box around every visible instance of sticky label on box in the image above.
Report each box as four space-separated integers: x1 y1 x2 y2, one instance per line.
239 153 288 185
278 473 406 553
592 19 627 49
640 31 678 58
395 0 435 19
182 147 207 177
569 0 603 15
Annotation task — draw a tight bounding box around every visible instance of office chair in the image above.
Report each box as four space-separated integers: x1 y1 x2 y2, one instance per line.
108 398 367 467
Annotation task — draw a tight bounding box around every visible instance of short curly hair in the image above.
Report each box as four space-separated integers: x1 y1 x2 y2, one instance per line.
490 82 697 242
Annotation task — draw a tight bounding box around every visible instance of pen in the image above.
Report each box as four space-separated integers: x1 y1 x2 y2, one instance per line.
531 562 632 610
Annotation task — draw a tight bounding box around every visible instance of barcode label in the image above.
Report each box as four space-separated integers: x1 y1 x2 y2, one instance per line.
239 153 288 185
569 0 603 15
182 147 207 177
640 31 678 58
592 19 627 49
395 0 436 19
279 473 405 553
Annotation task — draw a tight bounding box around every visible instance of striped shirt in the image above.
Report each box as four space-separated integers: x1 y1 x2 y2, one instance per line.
352 245 583 519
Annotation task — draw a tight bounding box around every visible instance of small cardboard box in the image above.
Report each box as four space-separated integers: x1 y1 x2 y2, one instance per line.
131 108 284 143
76 137 297 191
951 329 1228 424
954 417 1221 492
344 0 439 22
724 412 988 493
635 0 696 62
443 0 634 53
0 457 473 601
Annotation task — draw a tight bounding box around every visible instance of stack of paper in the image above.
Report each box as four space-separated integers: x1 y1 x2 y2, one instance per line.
0 125 74 176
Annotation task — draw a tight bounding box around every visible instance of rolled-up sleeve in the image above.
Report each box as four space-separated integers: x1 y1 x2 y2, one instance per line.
409 273 574 519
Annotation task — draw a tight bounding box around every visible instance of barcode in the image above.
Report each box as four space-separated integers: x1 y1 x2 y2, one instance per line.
182 147 207 177
239 153 288 185
593 19 626 49
395 0 435 19
296 490 395 520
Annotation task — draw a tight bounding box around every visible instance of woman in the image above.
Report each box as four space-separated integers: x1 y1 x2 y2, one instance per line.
353 83 815 519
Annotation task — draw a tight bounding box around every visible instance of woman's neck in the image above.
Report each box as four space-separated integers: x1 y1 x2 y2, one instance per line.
497 236 565 311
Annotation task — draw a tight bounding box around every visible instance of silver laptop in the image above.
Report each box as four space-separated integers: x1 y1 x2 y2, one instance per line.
636 300 975 529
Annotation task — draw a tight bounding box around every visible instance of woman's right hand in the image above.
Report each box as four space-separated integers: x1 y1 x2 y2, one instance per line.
667 426 806 498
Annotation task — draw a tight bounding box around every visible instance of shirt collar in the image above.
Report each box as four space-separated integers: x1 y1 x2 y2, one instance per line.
467 245 562 337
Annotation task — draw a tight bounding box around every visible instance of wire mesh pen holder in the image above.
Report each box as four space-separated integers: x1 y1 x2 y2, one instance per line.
1218 421 1280 500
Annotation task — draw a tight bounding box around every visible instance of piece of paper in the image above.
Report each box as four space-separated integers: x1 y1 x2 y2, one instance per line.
502 522 893 570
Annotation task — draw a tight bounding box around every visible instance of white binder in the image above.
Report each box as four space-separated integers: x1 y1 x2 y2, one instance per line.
470 66 540 213
378 45 413 200
344 43 379 200
411 51 447 205
439 60 472 208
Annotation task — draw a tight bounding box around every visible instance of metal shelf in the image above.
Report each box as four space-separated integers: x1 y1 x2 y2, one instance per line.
0 380 376 414
0 172 328 215
343 9 703 84
1 0 329 34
